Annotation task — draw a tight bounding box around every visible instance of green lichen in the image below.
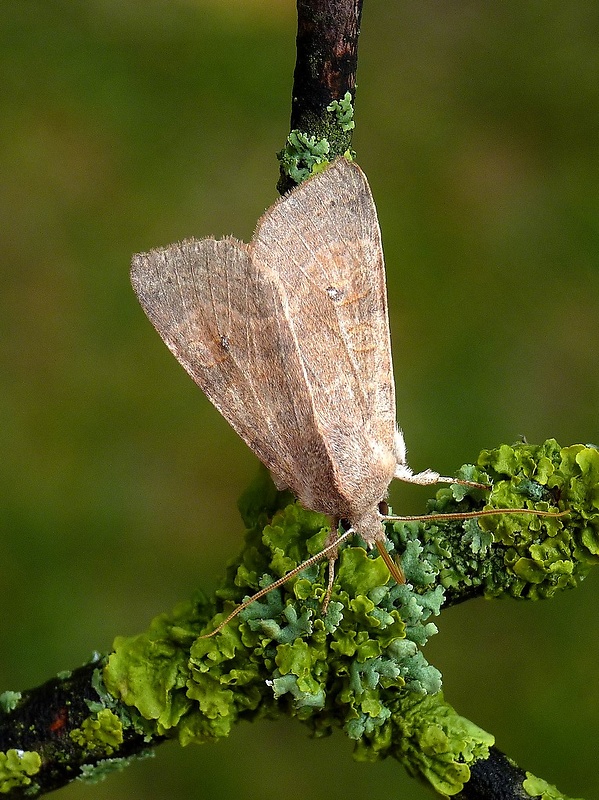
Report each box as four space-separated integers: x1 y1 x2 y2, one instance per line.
373 692 494 796
77 664 153 742
390 440 597 604
84 667 111 715
56 670 72 680
478 440 598 598
70 709 123 755
105 468 444 751
523 772 584 800
104 594 213 740
277 92 356 185
103 442 597 794
0 750 41 794
327 91 355 132
0 692 21 713
277 130 331 184
77 750 154 785
185 494 445 748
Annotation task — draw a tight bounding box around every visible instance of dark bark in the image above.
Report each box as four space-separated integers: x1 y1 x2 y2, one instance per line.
0 660 162 797
458 747 529 800
291 0 362 131
278 0 363 192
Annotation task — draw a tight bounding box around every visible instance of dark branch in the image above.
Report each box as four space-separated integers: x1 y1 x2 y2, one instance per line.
0 659 163 797
278 0 363 192
291 0 362 132
458 747 529 800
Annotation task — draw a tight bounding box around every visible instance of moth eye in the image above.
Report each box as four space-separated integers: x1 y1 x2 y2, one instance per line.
326 286 344 302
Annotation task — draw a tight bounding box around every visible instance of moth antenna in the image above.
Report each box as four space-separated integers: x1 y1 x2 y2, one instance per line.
383 507 569 524
199 527 355 639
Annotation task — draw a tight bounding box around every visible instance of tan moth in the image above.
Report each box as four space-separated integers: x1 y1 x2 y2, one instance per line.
131 159 561 636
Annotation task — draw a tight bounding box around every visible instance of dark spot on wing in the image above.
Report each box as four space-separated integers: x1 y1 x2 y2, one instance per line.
326 286 345 302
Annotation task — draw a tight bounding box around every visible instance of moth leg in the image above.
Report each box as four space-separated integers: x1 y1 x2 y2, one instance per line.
393 426 444 484
393 427 488 489
321 517 342 613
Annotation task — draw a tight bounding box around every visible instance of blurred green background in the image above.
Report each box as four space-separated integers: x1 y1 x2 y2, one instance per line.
1 1 598 798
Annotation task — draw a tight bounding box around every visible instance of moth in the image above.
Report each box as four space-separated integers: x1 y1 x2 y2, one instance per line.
131 158 560 636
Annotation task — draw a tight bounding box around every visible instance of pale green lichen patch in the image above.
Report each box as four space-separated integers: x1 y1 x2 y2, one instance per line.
277 92 355 185
84 665 155 742
70 709 123 755
357 692 494 796
523 772 584 800
186 494 445 751
0 749 41 794
327 91 355 132
77 750 154 785
105 468 444 755
104 594 212 738
277 130 331 184
478 440 599 598
0 692 21 713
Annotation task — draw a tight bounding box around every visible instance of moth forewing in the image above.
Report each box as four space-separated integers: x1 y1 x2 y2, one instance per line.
131 236 334 496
